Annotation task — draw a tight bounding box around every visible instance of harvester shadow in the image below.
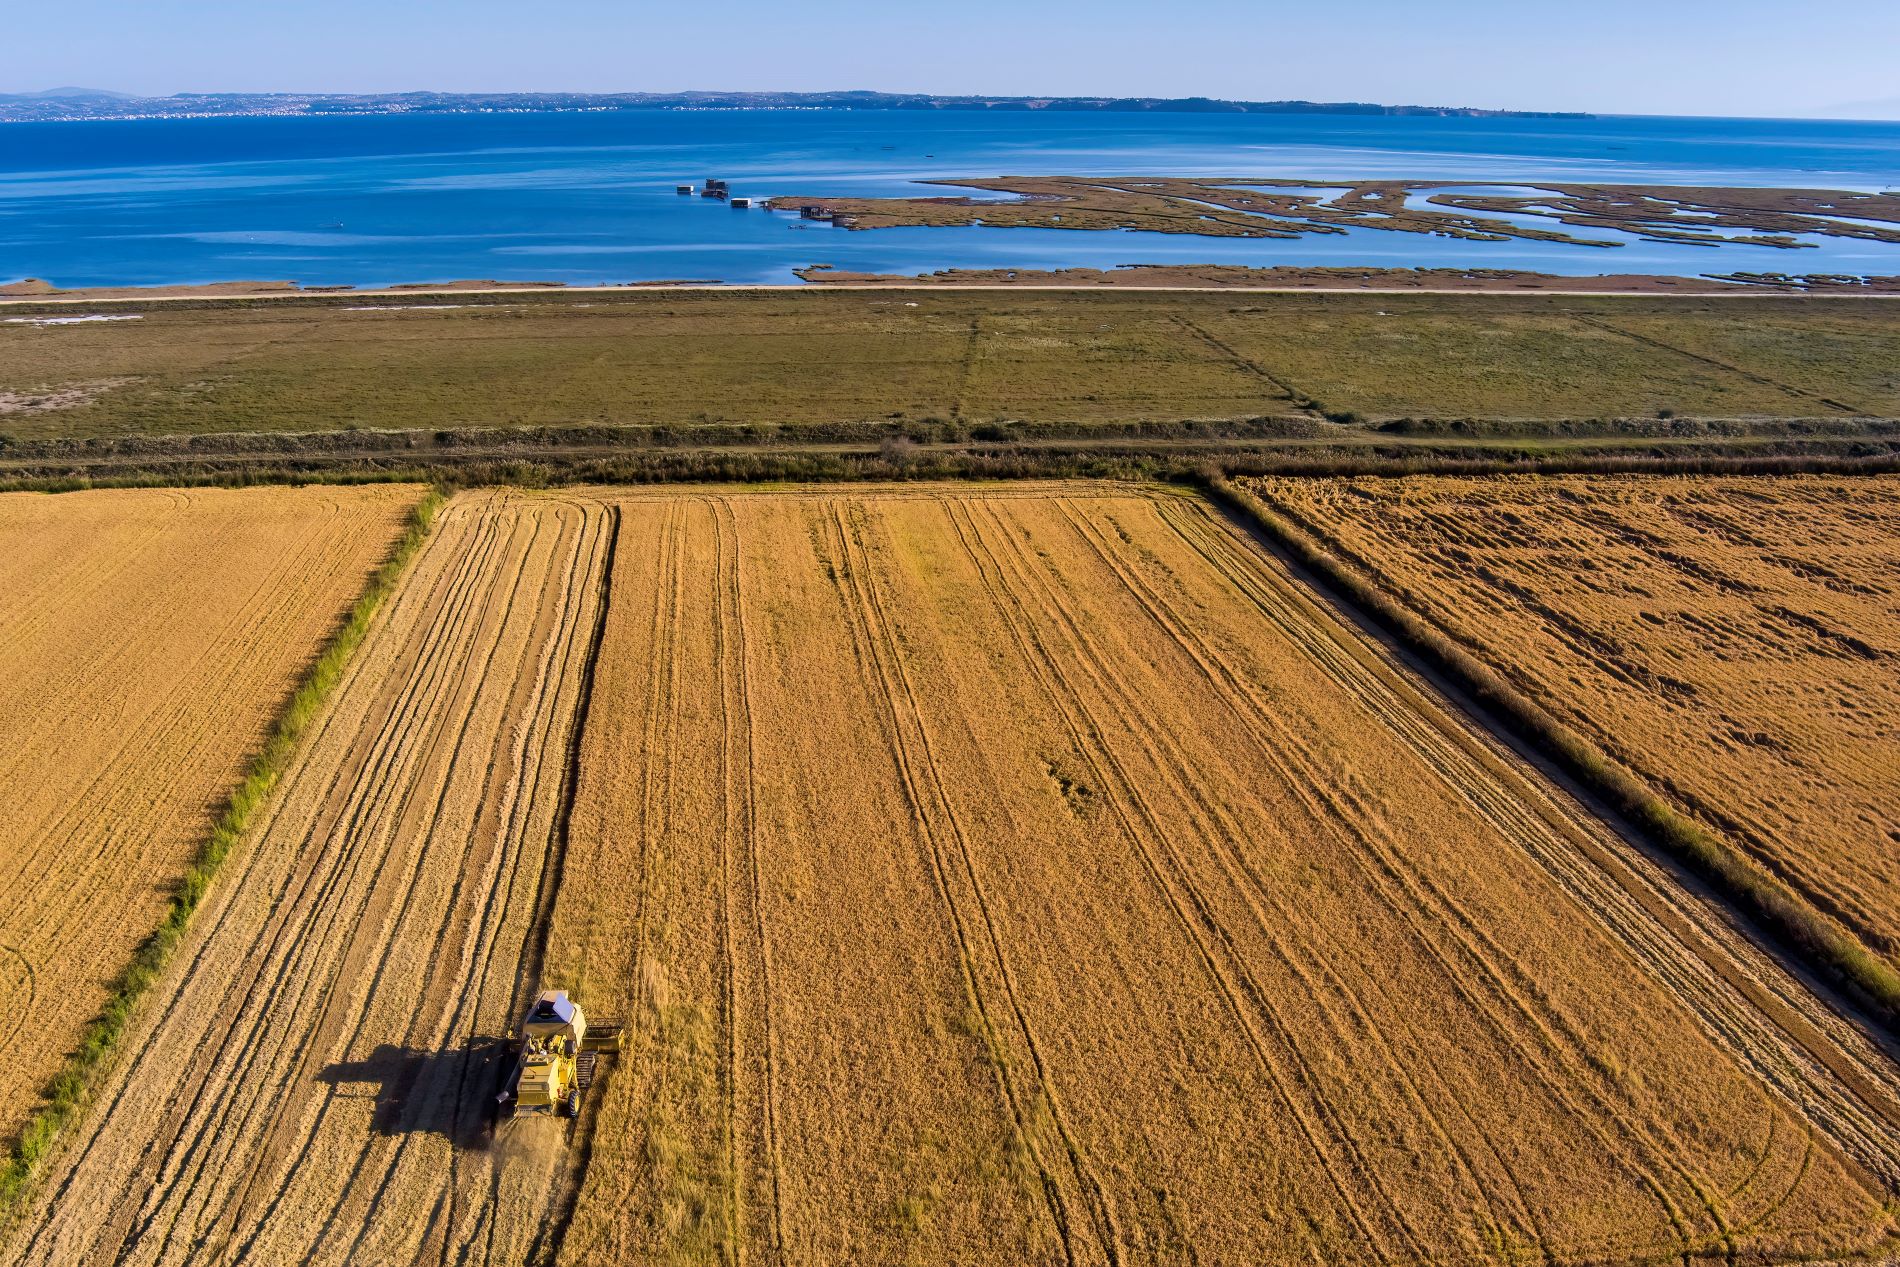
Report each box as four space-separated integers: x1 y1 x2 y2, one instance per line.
316 1038 513 1152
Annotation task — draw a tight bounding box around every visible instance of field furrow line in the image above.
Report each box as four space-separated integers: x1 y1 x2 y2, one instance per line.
970 498 1438 1260
1056 498 1547 1263
946 498 1385 1263
173 507 550 1262
37 503 512 1263
1194 496 1900 1193
824 503 1090 1267
324 499 606 1265
711 497 789 1262
11 497 570 1267
1163 500 1783 1248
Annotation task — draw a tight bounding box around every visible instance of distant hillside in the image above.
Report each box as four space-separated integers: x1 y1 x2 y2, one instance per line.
0 88 1591 123
0 87 133 103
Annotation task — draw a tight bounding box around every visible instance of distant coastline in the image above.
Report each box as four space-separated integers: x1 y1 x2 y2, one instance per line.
5 268 1896 304
0 88 1592 125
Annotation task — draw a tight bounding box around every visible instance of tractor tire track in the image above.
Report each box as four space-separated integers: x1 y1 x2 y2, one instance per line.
711 497 789 1263
961 498 1417 1262
3 493 613 1267
825 503 1098 1267
1192 494 1900 1194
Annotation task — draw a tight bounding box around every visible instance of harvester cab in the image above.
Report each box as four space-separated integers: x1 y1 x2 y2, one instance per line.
496 989 622 1121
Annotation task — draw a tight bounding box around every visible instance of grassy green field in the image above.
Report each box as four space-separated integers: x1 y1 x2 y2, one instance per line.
1 290 1895 443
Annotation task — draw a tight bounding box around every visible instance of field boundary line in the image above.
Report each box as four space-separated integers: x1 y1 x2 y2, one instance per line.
0 484 447 1221
1569 313 1868 415
1201 479 1900 1069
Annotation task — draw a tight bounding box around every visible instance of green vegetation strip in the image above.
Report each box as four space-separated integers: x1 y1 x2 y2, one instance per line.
0 486 447 1215
1204 476 1900 1027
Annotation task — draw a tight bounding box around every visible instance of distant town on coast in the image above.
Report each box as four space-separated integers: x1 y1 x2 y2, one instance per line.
0 86 1594 124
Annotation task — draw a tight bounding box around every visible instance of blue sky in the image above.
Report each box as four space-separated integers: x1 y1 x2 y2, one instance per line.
11 0 1899 119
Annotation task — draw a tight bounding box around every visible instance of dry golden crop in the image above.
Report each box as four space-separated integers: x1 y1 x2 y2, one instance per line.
548 487 1899 1265
2 491 615 1266
0 485 420 1149
1248 474 1900 985
11 485 1898 1267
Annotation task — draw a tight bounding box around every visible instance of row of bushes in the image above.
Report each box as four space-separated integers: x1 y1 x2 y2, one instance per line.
0 488 447 1215
7 438 1900 496
1203 476 1900 1026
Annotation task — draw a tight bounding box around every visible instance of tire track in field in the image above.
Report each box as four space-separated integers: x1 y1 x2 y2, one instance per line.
955 499 1414 1263
709 497 789 1263
1071 498 1721 1258
848 504 1127 1265
1191 495 1900 1196
0 945 34 1055
822 503 1099 1267
148 504 551 1265
1170 315 1321 417
1162 502 1797 1246
22 500 518 1264
506 501 620 1267
217 504 573 1258
949 317 981 419
1053 499 1550 1263
625 501 686 996
705 499 747 1263
4 494 615 1267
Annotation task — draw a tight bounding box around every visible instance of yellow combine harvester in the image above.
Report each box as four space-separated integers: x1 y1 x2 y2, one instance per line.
496 989 622 1120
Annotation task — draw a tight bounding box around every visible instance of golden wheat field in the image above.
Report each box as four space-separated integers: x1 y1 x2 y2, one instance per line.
0 485 421 1149
1248 474 1900 985
547 488 1897 1265
7 485 1899 1267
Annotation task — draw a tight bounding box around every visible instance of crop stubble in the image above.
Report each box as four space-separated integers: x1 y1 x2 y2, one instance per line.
12 484 1899 1265
550 487 1898 1264
0 485 420 1149
3 491 614 1265
1248 475 1900 984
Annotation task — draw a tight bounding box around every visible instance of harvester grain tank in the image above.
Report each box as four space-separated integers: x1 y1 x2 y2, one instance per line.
496 989 621 1120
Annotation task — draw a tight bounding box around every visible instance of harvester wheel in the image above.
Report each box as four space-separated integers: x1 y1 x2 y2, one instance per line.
567 1089 583 1119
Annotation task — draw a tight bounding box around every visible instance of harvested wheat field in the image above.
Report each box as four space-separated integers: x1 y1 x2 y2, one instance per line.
1248 475 1900 984
4 491 614 1266
0 484 420 1148
11 485 1900 1267
548 487 1899 1265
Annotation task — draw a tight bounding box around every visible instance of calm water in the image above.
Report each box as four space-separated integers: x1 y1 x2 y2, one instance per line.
2 110 1898 288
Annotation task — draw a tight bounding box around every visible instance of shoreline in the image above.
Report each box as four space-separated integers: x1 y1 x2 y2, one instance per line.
8 271 1900 307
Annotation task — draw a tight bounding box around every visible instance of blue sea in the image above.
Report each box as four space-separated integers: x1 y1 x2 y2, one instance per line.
2 110 1898 288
